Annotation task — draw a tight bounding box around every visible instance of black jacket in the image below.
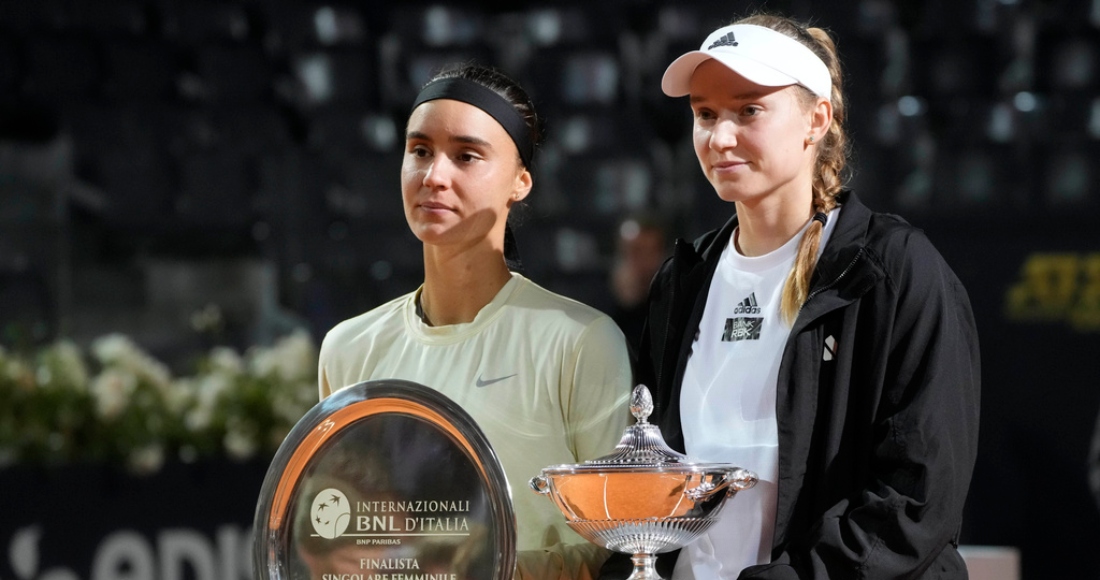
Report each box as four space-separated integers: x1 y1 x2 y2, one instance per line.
604 192 981 579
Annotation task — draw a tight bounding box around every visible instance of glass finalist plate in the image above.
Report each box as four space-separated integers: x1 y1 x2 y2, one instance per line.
253 379 516 580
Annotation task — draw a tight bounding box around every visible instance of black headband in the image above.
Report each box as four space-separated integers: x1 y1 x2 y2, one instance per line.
411 77 534 170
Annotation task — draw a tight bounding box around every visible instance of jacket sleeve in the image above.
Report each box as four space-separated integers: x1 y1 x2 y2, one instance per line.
741 231 981 579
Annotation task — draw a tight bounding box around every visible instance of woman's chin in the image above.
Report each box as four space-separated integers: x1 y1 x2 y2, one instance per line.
711 187 751 204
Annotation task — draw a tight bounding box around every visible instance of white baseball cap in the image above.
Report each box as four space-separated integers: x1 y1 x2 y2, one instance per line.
661 24 831 100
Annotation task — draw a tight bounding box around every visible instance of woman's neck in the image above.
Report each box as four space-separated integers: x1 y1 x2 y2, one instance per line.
734 188 814 257
418 244 513 326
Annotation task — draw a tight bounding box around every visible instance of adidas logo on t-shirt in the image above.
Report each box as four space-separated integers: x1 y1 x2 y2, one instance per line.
733 293 761 315
722 293 764 341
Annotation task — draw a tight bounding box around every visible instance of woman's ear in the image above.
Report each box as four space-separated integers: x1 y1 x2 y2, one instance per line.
512 167 533 203
808 97 833 143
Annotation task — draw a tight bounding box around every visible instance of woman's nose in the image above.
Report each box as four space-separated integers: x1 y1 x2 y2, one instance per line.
422 157 451 188
710 118 738 150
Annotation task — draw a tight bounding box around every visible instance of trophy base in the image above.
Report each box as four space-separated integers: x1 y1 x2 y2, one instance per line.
568 517 714 554
628 553 664 580
567 519 715 580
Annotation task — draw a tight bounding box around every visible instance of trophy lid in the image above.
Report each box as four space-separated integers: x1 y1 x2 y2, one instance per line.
584 385 692 466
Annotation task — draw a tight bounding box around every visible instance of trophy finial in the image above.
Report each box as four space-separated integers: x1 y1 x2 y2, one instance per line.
630 385 653 423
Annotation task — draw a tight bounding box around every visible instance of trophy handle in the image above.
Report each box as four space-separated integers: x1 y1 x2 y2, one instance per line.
684 475 732 502
529 475 551 495
728 468 758 493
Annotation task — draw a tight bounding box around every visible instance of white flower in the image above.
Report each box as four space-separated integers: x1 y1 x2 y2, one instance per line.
224 425 258 460
91 334 136 365
4 357 31 385
248 348 277 380
197 373 232 408
272 391 312 425
140 356 172 391
208 346 243 376
6 326 324 470
248 329 316 382
45 340 89 389
190 303 222 331
182 373 231 431
91 334 172 390
128 443 165 474
90 368 137 420
35 366 53 387
163 378 195 415
185 405 213 432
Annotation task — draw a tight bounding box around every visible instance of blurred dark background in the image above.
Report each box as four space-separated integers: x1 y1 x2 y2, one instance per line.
1 0 1098 578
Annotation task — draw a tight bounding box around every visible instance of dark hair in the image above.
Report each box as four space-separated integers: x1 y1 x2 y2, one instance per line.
426 64 543 170
734 13 851 324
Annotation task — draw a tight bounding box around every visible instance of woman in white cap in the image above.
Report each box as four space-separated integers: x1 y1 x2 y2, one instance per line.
318 63 632 579
603 13 980 579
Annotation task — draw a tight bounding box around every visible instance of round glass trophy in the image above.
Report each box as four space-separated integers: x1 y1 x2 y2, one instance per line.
253 379 516 580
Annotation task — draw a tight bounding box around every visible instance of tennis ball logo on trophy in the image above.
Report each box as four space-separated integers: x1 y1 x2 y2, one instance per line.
310 488 352 539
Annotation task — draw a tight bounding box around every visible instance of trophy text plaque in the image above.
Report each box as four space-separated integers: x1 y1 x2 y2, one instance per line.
253 379 516 580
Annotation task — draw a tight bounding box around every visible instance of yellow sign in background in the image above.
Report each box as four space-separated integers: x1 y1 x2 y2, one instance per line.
1005 253 1100 332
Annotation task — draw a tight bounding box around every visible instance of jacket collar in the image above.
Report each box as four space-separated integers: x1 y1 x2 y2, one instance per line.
677 191 884 325
794 191 885 328
810 190 874 283
686 190 870 269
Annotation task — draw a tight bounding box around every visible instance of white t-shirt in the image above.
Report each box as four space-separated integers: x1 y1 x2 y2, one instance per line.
674 210 840 580
318 272 632 573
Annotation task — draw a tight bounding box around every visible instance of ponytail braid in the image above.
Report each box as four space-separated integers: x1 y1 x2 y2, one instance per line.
738 14 850 324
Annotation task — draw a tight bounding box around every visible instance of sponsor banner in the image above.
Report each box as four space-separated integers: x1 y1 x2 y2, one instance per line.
0 460 267 580
1003 252 1100 332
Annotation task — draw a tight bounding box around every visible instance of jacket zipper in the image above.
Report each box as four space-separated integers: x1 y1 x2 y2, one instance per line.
802 247 865 311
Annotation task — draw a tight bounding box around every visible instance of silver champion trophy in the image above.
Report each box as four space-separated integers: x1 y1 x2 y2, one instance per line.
530 385 758 580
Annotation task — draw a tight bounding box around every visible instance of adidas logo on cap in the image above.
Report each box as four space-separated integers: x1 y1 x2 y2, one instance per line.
661 24 833 100
708 31 739 49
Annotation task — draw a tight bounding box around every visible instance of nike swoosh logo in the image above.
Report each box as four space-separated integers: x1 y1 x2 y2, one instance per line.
476 373 517 387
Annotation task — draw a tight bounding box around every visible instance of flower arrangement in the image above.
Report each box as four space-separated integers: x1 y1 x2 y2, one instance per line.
0 330 318 473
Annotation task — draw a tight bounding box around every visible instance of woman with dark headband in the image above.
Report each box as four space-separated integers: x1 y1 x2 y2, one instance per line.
603 13 980 579
318 64 632 579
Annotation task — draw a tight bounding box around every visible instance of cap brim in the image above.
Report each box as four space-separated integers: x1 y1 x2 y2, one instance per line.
661 50 802 97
